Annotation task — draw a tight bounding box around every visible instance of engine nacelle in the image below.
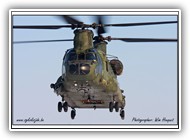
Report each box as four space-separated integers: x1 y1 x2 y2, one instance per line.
110 59 123 75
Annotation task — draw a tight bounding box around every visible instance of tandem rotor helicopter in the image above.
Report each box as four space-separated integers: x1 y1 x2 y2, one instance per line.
13 15 178 120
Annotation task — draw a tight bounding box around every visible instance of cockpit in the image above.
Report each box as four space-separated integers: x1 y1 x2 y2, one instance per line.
67 49 97 61
63 49 101 76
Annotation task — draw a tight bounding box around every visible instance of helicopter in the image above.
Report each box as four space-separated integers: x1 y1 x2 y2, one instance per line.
13 15 178 120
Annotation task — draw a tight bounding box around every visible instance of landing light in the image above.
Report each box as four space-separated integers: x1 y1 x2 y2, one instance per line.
81 66 88 70
74 81 78 87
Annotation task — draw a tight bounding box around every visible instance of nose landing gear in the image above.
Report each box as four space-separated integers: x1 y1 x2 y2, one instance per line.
57 101 77 120
57 96 77 120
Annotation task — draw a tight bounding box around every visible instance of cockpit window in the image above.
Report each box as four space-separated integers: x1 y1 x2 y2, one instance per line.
68 53 77 61
86 53 96 60
69 64 79 75
78 53 85 60
66 49 97 61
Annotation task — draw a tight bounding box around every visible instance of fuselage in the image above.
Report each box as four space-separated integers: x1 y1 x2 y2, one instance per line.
51 29 125 109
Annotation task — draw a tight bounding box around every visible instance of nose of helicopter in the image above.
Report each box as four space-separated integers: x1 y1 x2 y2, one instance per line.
66 61 98 82
64 61 98 92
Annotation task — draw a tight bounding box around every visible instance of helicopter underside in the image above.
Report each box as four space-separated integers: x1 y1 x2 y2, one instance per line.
63 88 123 109
58 81 125 109
51 79 126 120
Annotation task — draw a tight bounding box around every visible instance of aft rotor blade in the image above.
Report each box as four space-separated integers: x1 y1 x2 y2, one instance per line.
14 39 73 44
104 21 177 27
109 38 178 42
13 25 72 29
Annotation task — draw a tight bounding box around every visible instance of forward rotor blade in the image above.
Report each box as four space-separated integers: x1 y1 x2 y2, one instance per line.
13 39 73 44
63 15 83 25
13 25 72 29
104 21 177 27
109 37 178 42
97 16 106 35
13 21 177 30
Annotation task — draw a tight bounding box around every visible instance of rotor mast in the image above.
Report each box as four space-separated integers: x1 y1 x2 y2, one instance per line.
73 29 94 54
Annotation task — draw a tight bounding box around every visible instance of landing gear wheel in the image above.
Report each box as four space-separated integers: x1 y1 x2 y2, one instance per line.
114 102 119 112
109 102 114 112
120 109 125 120
71 109 76 120
58 102 62 112
63 102 68 112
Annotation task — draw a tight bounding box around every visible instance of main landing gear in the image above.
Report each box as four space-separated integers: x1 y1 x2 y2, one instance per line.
120 109 125 120
71 109 76 120
58 101 68 112
109 101 125 120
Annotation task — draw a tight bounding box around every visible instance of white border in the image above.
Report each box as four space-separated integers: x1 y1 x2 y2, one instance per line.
9 9 12 132
9 9 181 131
11 9 179 15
